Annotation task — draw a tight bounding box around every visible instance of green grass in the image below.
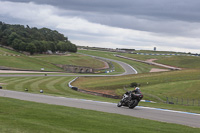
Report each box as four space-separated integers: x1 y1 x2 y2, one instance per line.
0 56 63 71
0 76 115 102
119 53 165 61
0 47 63 71
142 79 200 99
0 47 107 71
156 56 200 69
33 53 105 68
0 47 23 55
79 49 200 70
73 69 200 101
134 50 187 54
78 49 158 73
0 73 75 75
0 97 200 133
116 52 200 69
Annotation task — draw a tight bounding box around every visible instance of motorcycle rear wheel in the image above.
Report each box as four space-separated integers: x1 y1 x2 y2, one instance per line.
128 99 138 109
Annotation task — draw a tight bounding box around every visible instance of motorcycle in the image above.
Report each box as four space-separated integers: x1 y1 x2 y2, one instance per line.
117 91 143 109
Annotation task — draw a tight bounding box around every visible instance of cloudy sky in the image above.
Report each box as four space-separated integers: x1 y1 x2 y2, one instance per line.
0 0 200 53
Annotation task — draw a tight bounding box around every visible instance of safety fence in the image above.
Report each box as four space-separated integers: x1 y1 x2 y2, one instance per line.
166 97 200 106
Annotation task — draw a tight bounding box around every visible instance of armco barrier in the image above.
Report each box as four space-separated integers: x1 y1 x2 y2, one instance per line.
68 77 120 99
141 100 156 103
68 77 79 88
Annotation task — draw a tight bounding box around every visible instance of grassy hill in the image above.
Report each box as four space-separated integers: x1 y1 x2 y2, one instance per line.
0 47 106 72
0 47 63 71
134 50 188 54
120 52 200 69
33 53 106 69
78 49 161 73
78 49 200 72
155 56 200 69
72 69 200 102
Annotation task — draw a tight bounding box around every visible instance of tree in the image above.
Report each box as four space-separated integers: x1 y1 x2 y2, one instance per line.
70 43 77 52
0 36 8 45
0 23 7 31
12 38 22 50
57 41 67 52
7 32 19 45
0 22 77 53
48 41 57 52
19 41 26 51
130 82 138 87
26 43 36 55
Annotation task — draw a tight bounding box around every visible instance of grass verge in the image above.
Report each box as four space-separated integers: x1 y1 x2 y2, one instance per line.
0 97 199 133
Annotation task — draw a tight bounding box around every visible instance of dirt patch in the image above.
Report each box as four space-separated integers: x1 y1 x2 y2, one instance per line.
150 68 170 73
99 60 109 69
0 83 6 85
63 54 71 56
146 59 158 62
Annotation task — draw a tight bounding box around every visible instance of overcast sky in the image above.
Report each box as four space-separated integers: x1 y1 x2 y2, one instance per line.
0 0 200 53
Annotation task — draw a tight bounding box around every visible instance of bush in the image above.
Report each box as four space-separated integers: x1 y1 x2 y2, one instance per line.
130 82 138 87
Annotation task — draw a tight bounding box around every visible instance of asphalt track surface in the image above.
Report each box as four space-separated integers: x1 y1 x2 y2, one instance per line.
1 89 200 128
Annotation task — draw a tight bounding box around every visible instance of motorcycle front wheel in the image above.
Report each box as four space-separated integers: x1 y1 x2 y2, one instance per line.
117 101 122 107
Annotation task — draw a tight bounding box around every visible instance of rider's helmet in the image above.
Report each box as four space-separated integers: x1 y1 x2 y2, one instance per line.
135 87 140 91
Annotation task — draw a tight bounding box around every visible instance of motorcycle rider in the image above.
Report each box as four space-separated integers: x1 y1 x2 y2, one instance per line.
122 87 141 101
118 86 143 108
132 87 142 95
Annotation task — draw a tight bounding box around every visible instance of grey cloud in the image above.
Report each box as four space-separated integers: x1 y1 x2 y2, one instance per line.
2 0 200 22
2 0 200 38
1 0 200 53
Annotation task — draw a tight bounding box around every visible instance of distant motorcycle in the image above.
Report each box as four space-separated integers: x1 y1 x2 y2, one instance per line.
117 91 143 109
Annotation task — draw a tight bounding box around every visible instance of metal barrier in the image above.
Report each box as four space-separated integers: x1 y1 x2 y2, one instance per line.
166 97 200 106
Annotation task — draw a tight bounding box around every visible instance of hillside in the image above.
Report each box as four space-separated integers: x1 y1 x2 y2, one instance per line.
72 69 200 103
0 47 63 71
0 47 107 72
119 52 200 69
74 49 200 104
78 49 200 72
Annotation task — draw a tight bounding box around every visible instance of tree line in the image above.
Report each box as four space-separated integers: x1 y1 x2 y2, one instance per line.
0 21 77 54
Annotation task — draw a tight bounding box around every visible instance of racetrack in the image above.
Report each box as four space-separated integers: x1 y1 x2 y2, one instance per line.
1 89 200 128
77 53 138 75
0 54 199 128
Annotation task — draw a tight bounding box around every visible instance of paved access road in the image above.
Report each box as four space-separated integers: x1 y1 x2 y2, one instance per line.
1 89 200 128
